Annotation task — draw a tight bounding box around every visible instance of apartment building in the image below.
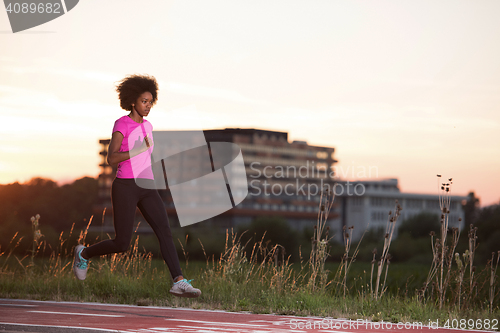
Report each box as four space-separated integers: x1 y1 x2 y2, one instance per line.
95 129 466 239
95 128 338 231
332 178 466 240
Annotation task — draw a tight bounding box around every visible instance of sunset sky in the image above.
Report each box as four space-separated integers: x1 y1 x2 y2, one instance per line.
1 0 499 206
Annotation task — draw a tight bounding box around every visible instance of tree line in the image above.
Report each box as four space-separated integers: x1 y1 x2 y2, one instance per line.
0 177 98 252
0 178 498 265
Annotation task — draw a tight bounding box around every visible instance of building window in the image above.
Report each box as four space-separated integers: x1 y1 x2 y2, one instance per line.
426 200 440 210
316 151 328 159
351 197 362 206
316 162 328 173
407 199 423 209
371 211 388 221
371 197 384 206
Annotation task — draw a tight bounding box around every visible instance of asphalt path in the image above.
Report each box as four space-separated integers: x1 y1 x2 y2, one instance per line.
0 298 494 333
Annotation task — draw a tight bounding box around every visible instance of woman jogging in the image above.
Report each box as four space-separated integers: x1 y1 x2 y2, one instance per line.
72 74 201 298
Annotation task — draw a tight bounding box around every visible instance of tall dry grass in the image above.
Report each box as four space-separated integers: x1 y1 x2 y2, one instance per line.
0 176 499 321
421 176 461 309
308 186 335 292
370 201 402 300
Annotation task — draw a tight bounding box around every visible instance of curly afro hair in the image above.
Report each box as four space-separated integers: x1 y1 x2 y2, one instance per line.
116 74 159 111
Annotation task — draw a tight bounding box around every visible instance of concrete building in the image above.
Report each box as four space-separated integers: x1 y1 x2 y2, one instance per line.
95 128 338 232
205 128 338 230
95 129 466 240
332 178 466 240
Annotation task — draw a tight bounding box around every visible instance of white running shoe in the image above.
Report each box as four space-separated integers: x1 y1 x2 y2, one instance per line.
169 279 201 298
72 244 89 281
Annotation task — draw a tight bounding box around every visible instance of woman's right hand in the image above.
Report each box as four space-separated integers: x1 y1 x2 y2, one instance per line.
107 132 153 166
137 134 153 151
143 135 151 149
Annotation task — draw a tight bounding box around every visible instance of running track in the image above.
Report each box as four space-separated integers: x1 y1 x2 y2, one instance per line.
0 299 494 332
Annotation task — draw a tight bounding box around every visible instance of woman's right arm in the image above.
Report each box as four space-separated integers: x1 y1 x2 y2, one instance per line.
106 131 150 166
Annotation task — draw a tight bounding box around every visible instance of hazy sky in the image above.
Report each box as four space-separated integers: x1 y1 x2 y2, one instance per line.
1 0 499 206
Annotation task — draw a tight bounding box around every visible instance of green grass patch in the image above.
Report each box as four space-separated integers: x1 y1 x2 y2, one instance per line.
1 256 498 327
1 216 499 329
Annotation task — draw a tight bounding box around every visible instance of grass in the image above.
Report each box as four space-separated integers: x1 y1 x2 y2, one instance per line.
1 257 497 326
0 180 499 329
1 227 499 329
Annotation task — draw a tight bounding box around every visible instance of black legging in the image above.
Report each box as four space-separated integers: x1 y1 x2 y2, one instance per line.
85 178 182 280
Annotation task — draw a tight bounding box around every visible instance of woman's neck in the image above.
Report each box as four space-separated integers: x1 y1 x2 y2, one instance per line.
128 112 143 123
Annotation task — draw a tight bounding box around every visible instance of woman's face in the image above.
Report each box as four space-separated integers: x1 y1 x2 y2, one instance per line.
133 91 154 117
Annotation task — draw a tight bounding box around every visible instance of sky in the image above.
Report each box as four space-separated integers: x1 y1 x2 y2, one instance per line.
1 0 499 206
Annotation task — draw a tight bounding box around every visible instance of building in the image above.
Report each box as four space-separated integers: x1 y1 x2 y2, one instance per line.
95 129 466 240
95 128 338 232
96 139 115 215
331 178 466 241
